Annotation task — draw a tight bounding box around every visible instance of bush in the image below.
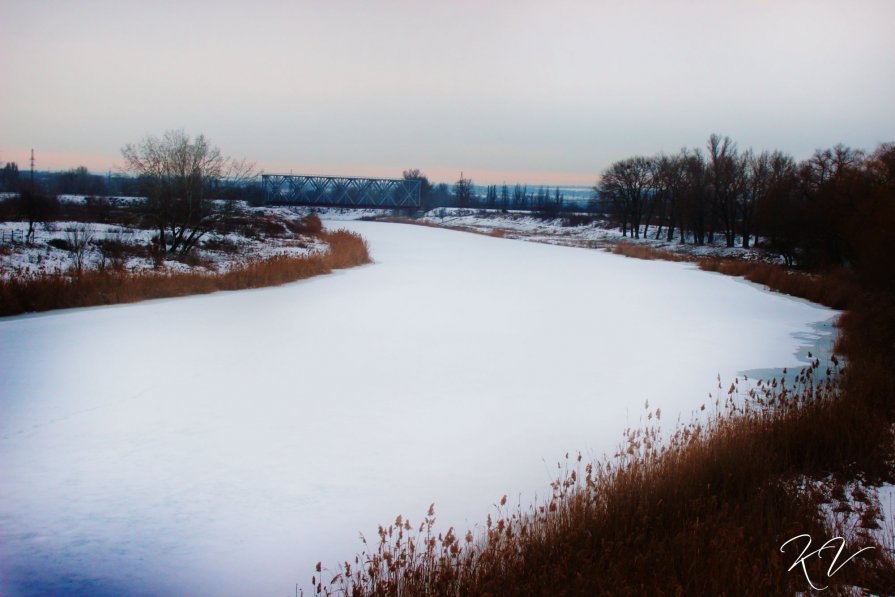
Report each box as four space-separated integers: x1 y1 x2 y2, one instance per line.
287 213 323 235
47 238 72 251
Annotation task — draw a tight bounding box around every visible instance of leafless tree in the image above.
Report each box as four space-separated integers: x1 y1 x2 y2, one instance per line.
599 156 654 238
402 169 433 209
453 175 475 208
755 152 799 265
740 150 784 249
706 134 747 247
651 151 690 242
121 130 256 255
65 223 95 275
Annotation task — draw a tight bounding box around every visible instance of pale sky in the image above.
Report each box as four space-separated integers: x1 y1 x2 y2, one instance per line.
1 0 893 185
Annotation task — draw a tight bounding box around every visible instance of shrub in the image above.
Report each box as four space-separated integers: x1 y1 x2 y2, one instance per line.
287 213 323 235
47 238 71 251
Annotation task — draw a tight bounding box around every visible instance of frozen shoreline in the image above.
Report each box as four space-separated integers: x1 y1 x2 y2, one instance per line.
0 221 836 596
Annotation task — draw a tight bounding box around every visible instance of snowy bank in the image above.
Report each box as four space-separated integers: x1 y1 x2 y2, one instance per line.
0 221 835 596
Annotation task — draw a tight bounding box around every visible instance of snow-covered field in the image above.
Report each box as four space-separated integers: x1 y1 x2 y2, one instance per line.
0 221 835 596
0 214 324 279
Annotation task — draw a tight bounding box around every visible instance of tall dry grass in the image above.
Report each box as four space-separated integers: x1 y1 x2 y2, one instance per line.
611 241 859 310
0 229 370 317
310 251 895 596
611 240 691 262
313 359 895 596
698 259 858 311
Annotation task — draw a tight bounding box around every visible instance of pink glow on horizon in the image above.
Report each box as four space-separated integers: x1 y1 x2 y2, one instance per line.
250 160 599 187
0 148 122 174
4 147 599 187
421 167 598 187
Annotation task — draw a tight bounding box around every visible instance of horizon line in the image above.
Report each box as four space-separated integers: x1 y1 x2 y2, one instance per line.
0 147 601 188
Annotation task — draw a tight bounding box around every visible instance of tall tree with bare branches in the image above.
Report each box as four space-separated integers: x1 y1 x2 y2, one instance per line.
599 156 654 238
121 130 255 255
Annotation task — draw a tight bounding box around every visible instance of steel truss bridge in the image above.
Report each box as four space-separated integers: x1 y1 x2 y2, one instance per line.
262 174 421 208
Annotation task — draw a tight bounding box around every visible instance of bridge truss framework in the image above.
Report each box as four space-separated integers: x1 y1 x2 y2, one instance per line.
262 174 421 208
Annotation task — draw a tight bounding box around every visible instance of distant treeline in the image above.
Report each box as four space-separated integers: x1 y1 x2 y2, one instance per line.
0 163 580 216
597 136 894 284
397 169 575 216
0 163 264 202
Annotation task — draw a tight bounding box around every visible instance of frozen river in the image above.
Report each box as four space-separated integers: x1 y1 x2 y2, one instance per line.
0 221 835 596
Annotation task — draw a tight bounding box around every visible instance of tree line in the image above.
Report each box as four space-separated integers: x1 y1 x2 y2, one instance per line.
0 161 264 203
403 169 570 216
2 162 133 196
597 136 894 276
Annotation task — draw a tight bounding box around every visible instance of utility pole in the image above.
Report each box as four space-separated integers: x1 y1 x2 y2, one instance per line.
30 148 35 188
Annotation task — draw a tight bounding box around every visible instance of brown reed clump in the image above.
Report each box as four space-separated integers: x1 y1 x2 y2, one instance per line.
0 228 370 317
288 213 324 235
697 258 858 311
314 355 895 596
611 240 691 262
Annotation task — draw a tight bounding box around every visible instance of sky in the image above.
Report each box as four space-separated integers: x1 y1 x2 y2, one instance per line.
1 0 893 185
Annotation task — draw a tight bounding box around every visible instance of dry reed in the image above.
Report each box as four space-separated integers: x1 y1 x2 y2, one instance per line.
0 229 370 317
611 240 691 262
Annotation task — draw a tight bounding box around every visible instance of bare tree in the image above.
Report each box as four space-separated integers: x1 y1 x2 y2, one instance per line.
800 144 865 191
485 184 498 209
740 150 781 249
706 134 745 247
121 130 256 255
599 156 654 238
65 223 95 275
19 188 58 244
453 175 475 208
651 151 689 242
755 152 800 265
402 169 433 209
512 184 528 210
0 162 19 192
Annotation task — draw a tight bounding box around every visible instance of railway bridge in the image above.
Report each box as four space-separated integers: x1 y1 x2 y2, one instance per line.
262 174 420 208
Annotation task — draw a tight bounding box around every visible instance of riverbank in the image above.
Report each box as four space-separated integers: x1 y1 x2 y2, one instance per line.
312 220 895 596
0 207 371 316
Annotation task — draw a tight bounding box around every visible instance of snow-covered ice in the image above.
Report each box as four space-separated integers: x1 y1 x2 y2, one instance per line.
0 221 835 596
